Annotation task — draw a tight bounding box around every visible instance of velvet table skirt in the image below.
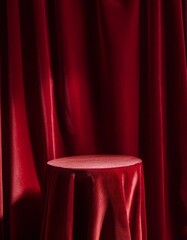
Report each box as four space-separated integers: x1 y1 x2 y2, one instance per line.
41 155 147 240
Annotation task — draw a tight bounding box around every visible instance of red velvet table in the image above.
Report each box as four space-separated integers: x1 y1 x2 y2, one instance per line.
41 155 147 240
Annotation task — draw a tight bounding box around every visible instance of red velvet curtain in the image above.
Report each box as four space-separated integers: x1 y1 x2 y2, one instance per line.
1 0 187 239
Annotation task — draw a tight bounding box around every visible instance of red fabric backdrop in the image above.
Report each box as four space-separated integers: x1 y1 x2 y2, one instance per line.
1 0 187 239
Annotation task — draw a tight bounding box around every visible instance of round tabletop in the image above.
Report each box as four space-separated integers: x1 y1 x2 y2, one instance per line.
47 155 141 170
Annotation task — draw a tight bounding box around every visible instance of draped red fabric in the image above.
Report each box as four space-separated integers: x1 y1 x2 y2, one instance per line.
42 156 147 240
1 0 187 239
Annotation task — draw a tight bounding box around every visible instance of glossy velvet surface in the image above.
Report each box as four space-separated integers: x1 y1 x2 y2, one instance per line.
42 156 146 240
1 0 187 239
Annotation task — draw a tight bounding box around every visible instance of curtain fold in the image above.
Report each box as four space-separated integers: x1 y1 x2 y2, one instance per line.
1 0 187 239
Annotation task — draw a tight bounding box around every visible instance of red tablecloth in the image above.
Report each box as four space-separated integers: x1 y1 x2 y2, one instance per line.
41 155 147 240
